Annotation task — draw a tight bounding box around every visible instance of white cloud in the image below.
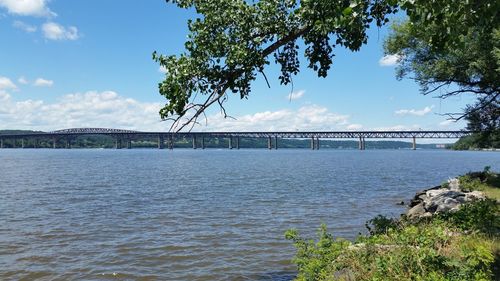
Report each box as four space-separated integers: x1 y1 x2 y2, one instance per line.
0 76 17 90
0 90 168 131
194 104 350 131
347 124 363 131
0 0 55 17
374 124 422 131
286 90 305 101
1 2 81 42
379 54 401 67
395 105 434 116
0 86 356 131
12 20 37 32
158 65 167 74
34 78 53 87
42 22 79 41
0 91 11 102
0 88 461 133
439 120 455 127
18 76 29 84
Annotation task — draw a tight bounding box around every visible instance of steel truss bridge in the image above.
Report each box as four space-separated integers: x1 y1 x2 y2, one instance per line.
0 128 473 150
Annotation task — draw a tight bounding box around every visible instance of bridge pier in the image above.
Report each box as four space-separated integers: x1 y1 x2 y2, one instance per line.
229 137 233 149
65 138 71 149
52 137 57 149
201 136 205 149
359 137 366 150
192 135 197 149
412 136 416 150
115 138 120 149
268 136 272 150
21 139 25 149
127 140 132 149
158 135 164 149
0 139 3 149
310 137 320 150
274 136 278 150
168 136 174 150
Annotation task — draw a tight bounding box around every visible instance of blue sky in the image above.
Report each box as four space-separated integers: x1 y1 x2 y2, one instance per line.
0 0 473 132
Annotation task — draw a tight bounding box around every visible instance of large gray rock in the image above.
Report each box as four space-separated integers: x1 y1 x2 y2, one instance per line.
465 191 485 201
424 190 465 212
435 198 460 213
407 203 426 218
425 189 463 199
406 177 485 219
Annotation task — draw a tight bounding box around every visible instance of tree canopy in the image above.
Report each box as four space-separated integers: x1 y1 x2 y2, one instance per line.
154 0 397 130
154 0 499 131
384 0 499 121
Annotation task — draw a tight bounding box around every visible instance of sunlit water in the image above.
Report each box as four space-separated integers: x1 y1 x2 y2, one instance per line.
0 149 498 280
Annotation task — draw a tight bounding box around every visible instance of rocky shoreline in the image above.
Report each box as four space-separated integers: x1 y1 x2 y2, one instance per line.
289 171 499 280
406 178 485 219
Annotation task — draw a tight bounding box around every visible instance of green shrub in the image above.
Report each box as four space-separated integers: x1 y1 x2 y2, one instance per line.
459 171 500 201
285 224 351 281
287 220 496 280
459 174 487 192
365 215 400 235
437 199 499 235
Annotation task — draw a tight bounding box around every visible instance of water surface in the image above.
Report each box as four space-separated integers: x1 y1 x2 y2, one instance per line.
0 149 498 280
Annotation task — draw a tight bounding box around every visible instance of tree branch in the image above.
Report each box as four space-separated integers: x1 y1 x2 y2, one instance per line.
170 25 313 132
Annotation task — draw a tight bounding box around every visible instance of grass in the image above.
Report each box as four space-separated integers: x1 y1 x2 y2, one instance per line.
485 174 500 201
459 170 500 201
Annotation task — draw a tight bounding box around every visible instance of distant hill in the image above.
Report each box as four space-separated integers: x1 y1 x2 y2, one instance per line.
452 131 499 150
0 130 45 135
0 130 449 149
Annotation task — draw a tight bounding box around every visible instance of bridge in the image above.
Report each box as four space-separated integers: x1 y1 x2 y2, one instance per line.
0 128 472 150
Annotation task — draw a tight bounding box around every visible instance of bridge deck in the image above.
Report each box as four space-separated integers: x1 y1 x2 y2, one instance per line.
0 129 473 139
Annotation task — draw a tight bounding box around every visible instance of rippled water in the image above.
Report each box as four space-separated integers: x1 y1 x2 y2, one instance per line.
0 149 499 280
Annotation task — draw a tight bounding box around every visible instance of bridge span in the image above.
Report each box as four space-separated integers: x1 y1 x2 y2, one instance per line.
0 128 472 150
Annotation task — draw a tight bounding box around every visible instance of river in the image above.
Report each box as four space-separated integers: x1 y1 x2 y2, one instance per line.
0 149 498 280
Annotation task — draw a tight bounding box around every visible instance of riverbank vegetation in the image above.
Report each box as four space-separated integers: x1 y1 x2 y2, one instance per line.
451 103 499 150
286 170 499 280
452 131 500 151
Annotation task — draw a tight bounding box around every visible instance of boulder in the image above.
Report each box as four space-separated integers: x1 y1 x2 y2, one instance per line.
455 195 467 203
424 191 465 212
410 185 441 206
426 189 463 198
407 203 426 218
406 177 485 219
465 191 485 201
435 198 460 213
